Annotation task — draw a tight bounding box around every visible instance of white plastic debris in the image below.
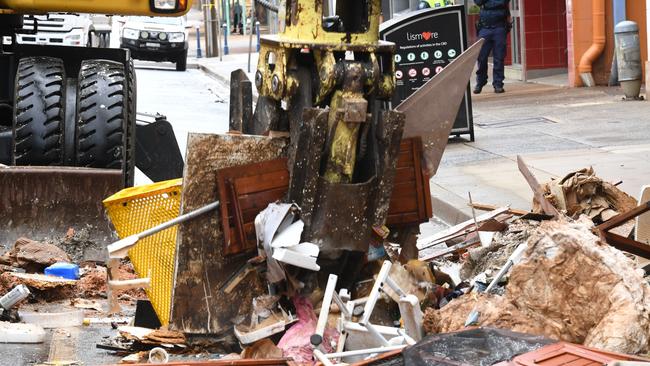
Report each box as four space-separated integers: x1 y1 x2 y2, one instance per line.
19 309 84 328
0 321 46 343
272 248 320 271
271 220 304 248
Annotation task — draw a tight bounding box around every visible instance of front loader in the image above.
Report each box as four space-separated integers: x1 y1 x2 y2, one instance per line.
0 0 187 251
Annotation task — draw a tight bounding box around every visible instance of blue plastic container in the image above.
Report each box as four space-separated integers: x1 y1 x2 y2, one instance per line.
44 262 79 280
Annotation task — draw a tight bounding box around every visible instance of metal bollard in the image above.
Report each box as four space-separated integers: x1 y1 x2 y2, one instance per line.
615 21 643 100
196 25 202 58
255 21 261 52
223 23 230 55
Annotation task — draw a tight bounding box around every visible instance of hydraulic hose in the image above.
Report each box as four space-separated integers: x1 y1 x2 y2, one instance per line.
255 0 279 13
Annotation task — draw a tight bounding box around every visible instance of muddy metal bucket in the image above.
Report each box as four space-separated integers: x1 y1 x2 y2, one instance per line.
0 166 122 260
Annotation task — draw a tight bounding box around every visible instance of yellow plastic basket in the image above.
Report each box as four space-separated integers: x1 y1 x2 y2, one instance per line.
103 178 182 325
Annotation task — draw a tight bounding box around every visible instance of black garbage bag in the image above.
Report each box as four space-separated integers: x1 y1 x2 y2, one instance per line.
402 328 554 366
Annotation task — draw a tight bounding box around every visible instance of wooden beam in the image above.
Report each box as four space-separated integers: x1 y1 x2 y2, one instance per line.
516 155 559 217
602 232 650 260
470 202 529 217
596 201 650 232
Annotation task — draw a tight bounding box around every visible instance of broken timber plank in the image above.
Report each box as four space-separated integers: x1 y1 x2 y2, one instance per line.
516 155 560 217
470 202 529 217
416 207 509 250
596 201 650 260
419 236 481 262
170 133 289 334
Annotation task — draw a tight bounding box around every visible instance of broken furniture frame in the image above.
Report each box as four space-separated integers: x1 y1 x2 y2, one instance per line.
596 201 650 260
311 261 423 365
217 158 290 256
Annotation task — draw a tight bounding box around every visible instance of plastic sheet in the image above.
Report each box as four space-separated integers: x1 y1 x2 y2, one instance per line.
403 328 553 366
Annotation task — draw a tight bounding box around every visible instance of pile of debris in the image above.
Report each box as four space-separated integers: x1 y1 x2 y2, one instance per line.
0 232 147 363
3 154 650 366
0 235 143 304
424 217 650 354
412 162 650 359
96 161 650 364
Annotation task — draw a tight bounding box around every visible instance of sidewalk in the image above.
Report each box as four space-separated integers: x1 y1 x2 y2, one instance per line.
432 81 650 224
197 51 259 92
196 54 650 226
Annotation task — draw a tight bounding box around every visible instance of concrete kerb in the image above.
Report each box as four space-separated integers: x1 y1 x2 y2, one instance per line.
429 183 473 226
197 54 260 101
198 62 229 85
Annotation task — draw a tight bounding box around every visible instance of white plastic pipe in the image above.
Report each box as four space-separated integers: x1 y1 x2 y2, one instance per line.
360 261 392 325
315 274 338 340
108 201 220 258
324 345 406 359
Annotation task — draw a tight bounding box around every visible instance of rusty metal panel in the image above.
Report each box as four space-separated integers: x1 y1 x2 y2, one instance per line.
170 133 289 335
287 108 329 229
396 39 484 176
371 110 407 229
309 176 377 253
0 166 122 258
229 69 253 133
297 109 405 254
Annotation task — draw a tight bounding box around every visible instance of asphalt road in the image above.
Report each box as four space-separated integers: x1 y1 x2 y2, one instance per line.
133 61 230 184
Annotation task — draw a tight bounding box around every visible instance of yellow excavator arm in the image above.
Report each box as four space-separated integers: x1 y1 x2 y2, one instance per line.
0 0 192 15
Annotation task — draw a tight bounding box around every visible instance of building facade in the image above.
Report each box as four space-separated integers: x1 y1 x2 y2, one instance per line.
382 0 650 88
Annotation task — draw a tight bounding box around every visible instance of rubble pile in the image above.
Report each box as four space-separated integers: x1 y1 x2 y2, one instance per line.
459 219 539 281
0 237 144 303
424 217 650 354
2 142 650 366
0 237 71 273
536 167 637 223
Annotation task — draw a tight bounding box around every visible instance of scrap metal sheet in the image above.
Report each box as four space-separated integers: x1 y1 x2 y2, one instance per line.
396 39 483 176
170 133 289 334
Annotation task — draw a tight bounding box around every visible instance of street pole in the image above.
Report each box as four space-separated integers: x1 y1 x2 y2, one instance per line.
223 23 230 55
646 0 650 89
216 0 223 61
256 21 261 52
247 3 255 72
225 0 231 36
211 0 220 58
202 0 212 57
196 25 202 58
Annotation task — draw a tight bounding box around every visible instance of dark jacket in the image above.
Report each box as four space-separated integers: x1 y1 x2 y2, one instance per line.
474 0 510 27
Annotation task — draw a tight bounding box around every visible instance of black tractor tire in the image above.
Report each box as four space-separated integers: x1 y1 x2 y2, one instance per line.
75 59 127 170
124 57 137 187
12 56 66 166
176 50 187 72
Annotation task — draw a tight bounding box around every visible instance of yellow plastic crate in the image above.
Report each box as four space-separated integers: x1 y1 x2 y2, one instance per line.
103 178 182 325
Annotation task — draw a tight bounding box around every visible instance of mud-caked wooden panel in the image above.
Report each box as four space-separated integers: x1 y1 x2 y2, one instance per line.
171 133 288 334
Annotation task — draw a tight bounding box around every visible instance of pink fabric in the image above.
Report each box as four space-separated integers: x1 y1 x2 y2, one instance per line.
277 296 339 365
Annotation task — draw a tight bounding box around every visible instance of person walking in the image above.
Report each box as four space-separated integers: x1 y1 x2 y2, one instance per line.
233 1 243 34
473 0 511 94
